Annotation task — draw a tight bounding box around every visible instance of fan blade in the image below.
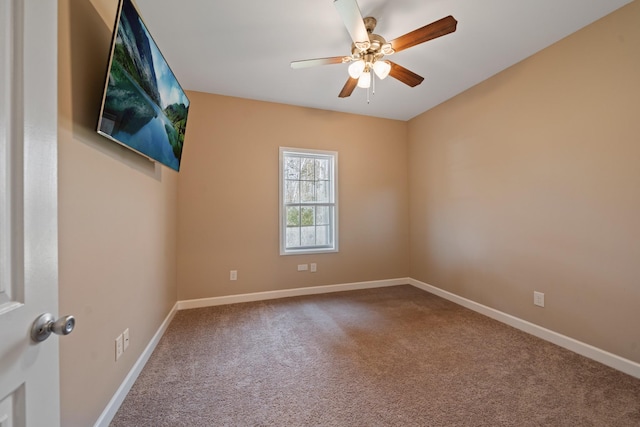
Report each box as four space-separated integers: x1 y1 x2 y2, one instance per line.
338 77 358 98
334 0 370 50
390 16 457 53
388 62 424 87
291 57 349 69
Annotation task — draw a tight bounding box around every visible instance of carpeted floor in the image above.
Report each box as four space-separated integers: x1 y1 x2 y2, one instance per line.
110 285 640 426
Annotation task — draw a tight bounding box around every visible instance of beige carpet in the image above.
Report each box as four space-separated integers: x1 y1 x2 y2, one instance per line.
110 285 640 426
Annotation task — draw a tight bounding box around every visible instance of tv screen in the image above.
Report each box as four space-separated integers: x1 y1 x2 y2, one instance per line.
97 0 189 171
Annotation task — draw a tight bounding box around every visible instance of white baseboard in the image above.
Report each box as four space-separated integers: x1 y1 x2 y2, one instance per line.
95 279 405 425
408 278 640 379
177 278 410 310
97 277 640 426
93 302 179 427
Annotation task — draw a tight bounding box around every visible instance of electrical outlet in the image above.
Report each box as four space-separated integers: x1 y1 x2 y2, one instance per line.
115 334 124 360
123 328 130 351
310 263 317 273
230 270 238 281
534 291 545 307
297 264 308 271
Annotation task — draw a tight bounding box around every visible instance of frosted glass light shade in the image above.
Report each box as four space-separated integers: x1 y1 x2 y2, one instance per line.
373 60 391 79
357 71 371 88
348 60 365 79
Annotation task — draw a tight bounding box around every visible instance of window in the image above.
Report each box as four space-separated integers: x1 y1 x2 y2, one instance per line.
279 147 338 255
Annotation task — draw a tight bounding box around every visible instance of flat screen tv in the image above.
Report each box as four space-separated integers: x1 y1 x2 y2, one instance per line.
97 0 189 171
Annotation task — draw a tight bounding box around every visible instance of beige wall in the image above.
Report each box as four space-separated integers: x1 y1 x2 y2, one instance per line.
58 1 178 425
177 92 410 300
408 1 640 363
55 0 638 424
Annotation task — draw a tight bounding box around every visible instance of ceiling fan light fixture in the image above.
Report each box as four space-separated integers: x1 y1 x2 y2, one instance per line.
348 60 366 79
357 71 371 88
381 43 395 55
373 60 391 79
354 41 371 51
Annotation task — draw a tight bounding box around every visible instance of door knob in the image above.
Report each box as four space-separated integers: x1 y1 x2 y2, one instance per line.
31 313 76 342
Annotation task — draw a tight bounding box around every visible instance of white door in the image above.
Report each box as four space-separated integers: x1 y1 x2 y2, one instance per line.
0 0 61 426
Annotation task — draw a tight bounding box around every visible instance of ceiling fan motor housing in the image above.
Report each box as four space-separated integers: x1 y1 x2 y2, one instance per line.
351 24 393 64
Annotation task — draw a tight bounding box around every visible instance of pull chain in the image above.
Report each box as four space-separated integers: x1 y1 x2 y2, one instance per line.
367 73 376 104
372 72 376 95
367 79 370 104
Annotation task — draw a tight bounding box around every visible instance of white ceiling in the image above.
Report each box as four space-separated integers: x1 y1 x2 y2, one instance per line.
134 0 632 121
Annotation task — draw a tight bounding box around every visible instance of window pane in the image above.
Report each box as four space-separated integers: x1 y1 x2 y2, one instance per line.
301 158 315 180
286 206 300 226
286 227 300 248
285 180 299 203
316 180 329 202
301 206 314 226
316 225 329 245
301 181 315 203
285 157 300 179
316 206 330 225
301 226 315 246
315 158 329 180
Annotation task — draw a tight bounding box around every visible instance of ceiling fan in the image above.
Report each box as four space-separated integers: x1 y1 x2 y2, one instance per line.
291 0 458 98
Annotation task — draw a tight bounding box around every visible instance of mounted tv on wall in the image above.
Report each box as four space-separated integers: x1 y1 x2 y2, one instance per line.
97 0 189 171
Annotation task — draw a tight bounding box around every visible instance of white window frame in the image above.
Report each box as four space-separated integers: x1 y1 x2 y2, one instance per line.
279 147 338 255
